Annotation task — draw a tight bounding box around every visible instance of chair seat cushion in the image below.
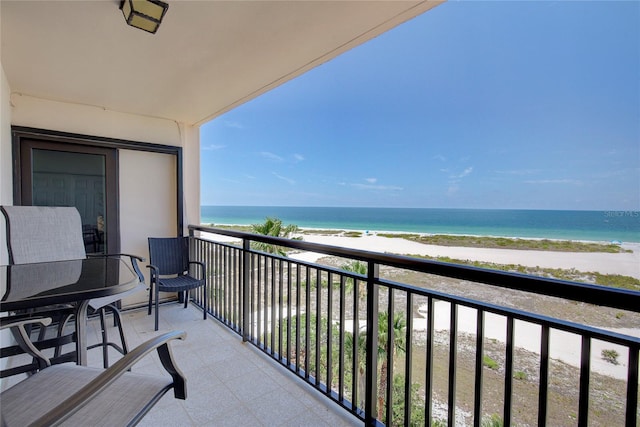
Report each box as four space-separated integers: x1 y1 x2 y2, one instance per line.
1 364 172 426
158 275 205 293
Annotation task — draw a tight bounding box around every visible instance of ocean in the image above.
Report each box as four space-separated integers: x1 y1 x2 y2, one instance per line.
200 206 640 243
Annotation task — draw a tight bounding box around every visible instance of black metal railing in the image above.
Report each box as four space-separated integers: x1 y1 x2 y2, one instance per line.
188 225 640 426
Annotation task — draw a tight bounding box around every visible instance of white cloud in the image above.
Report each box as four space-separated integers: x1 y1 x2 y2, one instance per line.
293 153 305 162
273 172 295 185
202 144 226 151
433 154 446 162
351 183 403 191
495 169 541 175
224 121 243 129
365 178 377 184
260 151 284 162
525 179 582 185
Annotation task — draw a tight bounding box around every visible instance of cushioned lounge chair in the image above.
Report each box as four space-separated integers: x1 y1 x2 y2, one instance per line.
0 318 187 427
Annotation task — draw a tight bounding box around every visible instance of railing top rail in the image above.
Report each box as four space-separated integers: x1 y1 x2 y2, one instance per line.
189 224 640 313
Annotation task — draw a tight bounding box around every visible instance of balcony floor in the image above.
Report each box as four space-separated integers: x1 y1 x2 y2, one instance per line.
85 303 361 427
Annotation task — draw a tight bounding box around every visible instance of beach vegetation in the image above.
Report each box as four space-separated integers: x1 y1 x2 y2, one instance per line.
343 231 363 237
514 370 527 381
341 260 367 301
481 414 504 427
407 255 640 291
483 355 499 370
601 349 619 365
250 217 300 256
379 233 630 253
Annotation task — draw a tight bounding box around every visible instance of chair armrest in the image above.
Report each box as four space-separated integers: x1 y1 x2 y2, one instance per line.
0 317 52 370
32 330 187 427
147 264 159 282
188 261 206 279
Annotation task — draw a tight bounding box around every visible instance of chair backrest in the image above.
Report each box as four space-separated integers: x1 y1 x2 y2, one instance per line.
1 206 86 264
148 237 189 275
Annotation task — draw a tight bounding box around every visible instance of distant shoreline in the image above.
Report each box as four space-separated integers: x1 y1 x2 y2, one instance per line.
199 224 640 279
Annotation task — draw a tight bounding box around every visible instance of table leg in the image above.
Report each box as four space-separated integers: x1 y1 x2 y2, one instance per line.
75 300 90 365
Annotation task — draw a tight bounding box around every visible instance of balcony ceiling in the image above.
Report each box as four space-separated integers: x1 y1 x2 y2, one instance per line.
1 0 442 127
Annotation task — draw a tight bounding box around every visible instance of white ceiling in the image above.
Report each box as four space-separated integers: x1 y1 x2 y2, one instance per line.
1 0 443 127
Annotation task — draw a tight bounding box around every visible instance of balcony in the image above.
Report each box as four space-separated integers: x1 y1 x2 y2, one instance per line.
94 304 360 427
183 225 639 426
6 225 637 426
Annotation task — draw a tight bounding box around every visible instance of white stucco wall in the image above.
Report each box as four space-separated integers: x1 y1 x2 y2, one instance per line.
1 65 12 266
1 92 202 309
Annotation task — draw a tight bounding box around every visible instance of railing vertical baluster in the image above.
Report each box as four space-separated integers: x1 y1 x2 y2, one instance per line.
474 309 485 427
315 268 322 385
257 255 262 347
538 324 550 426
327 271 333 393
365 261 379 426
305 266 311 379
404 292 414 426
218 244 223 318
242 239 250 342
233 248 238 329
504 317 514 427
425 297 434 424
286 260 292 367
578 335 591 425
339 274 346 404
264 256 270 351
448 302 458 427
278 259 284 361
270 257 276 355
295 263 301 374
224 246 229 323
626 346 639 426
352 276 360 414
385 288 394 425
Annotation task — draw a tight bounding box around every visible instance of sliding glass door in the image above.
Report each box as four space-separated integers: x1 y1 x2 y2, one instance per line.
19 139 118 254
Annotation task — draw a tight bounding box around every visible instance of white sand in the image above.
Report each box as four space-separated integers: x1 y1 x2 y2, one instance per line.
294 233 640 279
199 229 640 379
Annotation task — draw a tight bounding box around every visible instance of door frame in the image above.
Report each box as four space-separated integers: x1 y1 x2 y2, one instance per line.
11 126 185 251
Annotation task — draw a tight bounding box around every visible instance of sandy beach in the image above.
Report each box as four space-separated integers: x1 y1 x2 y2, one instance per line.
292 232 640 279
200 229 640 379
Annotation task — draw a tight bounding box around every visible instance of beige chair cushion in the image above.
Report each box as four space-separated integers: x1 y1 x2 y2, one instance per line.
1 364 173 426
2 206 86 264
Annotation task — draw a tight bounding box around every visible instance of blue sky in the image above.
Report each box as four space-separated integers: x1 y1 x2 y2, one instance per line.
201 1 639 211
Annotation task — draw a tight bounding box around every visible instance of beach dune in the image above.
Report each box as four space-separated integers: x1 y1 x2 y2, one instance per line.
294 233 640 279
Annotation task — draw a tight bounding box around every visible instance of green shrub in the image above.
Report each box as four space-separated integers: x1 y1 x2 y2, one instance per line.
602 349 619 365
483 355 499 370
514 371 527 381
481 414 504 427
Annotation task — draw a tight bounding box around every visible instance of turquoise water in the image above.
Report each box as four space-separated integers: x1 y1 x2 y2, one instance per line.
200 206 640 243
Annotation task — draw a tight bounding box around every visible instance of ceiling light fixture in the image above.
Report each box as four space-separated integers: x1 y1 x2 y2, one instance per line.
120 0 169 34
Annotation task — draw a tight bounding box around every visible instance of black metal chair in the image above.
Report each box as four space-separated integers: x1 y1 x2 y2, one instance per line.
147 237 207 331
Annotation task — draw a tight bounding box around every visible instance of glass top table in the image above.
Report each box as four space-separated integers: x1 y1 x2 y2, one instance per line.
1 257 141 365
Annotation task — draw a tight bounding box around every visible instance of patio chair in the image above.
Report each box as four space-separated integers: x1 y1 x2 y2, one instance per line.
148 237 207 331
0 205 146 369
0 318 187 427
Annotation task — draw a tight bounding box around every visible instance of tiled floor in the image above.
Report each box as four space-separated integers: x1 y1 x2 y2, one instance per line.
84 303 362 427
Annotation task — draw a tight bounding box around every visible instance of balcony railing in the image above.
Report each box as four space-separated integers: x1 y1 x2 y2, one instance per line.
188 224 640 427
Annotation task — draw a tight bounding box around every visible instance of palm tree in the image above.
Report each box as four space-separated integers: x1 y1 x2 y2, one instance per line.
250 216 299 256
344 311 406 421
377 311 406 422
341 260 367 301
